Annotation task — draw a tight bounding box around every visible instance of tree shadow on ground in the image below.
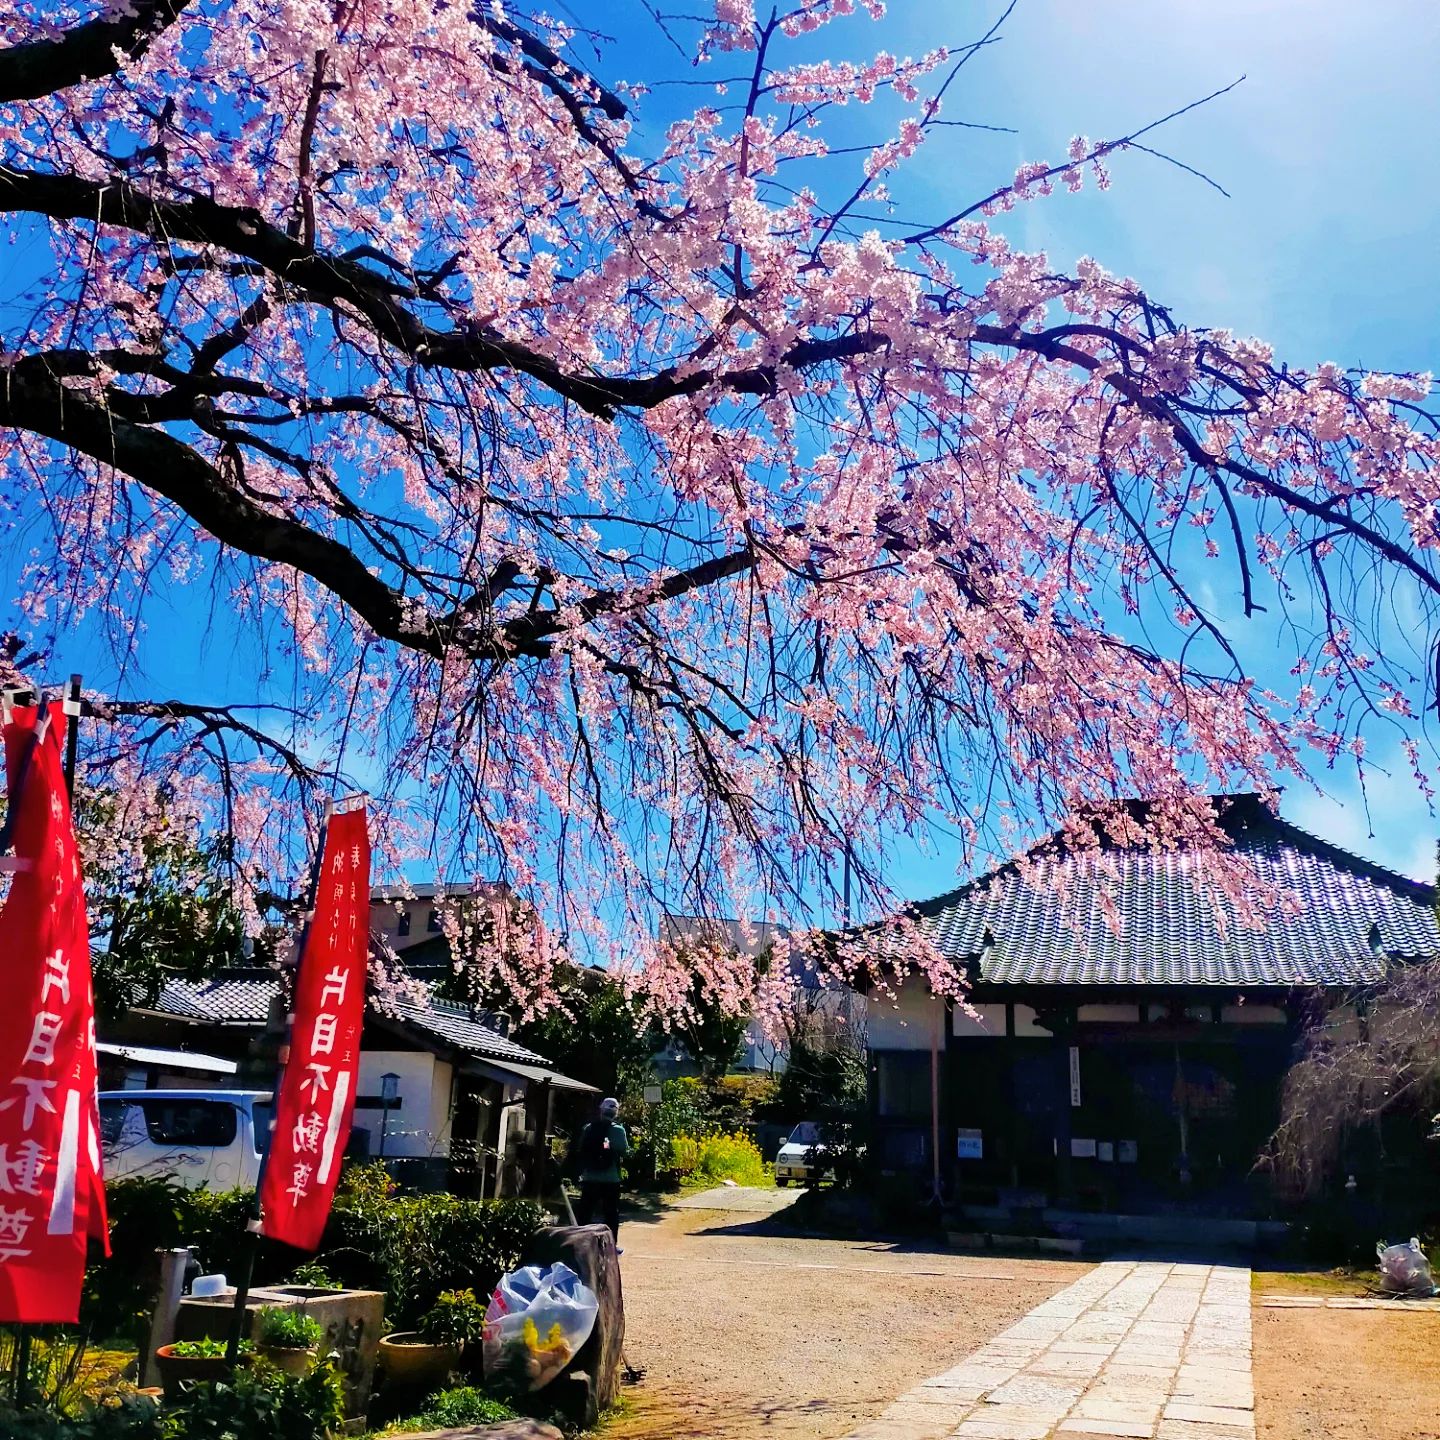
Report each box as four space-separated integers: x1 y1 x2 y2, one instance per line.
606 1387 860 1440
616 1191 682 1226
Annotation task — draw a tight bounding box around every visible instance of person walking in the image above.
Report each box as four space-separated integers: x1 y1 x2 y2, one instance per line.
572 1096 629 1250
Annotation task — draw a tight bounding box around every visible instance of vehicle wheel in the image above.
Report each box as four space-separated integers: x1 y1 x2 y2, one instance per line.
776 1177 788 1187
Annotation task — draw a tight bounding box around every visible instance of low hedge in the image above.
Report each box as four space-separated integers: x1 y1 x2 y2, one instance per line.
92 1166 543 1339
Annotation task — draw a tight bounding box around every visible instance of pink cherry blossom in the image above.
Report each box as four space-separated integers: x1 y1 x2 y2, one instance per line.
0 1 1436 1028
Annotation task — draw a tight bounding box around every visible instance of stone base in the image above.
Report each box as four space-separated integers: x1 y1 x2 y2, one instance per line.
174 1284 385 1418
517 1225 624 1427
405 1423 562 1440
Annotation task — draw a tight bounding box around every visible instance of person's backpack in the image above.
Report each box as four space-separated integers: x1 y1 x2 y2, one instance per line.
577 1120 612 1171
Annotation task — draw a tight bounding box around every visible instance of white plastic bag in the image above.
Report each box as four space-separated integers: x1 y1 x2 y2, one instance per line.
1377 1238 1437 1298
482 1261 599 1391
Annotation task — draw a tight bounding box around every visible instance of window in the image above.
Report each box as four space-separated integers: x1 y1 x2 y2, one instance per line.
99 1100 130 1148
252 1102 274 1155
138 1099 238 1147
876 1052 931 1118
397 909 412 937
426 908 442 933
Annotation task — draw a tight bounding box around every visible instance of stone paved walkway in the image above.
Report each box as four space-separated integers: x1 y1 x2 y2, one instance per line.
845 1259 1253 1440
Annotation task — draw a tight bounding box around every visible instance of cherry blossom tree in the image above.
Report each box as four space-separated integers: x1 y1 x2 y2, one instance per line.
2 0 1438 1021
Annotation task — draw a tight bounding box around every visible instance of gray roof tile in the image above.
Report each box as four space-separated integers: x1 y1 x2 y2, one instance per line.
152 970 548 1065
912 795 1439 988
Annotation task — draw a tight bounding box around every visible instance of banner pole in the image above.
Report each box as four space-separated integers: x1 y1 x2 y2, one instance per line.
5 692 53 1408
224 800 333 1366
62 675 82 800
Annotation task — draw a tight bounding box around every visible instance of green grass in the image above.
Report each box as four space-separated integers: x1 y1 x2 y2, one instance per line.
1252 1267 1376 1297
371 1384 519 1435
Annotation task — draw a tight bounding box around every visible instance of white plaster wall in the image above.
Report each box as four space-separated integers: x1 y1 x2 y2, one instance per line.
429 1058 456 1156
357 1049 446 1158
1219 1004 1288 1025
1012 1004 1049 1037
867 977 943 1050
952 1003 1008 1038
1077 1004 1141 1024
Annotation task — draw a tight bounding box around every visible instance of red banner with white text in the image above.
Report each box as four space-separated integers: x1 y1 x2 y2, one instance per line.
0 703 108 1324
260 806 370 1250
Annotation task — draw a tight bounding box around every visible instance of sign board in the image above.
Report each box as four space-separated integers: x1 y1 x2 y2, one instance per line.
1070 1137 1097 1159
956 1128 983 1160
1097 1141 1115 1163
1068 1045 1081 1107
1118 1139 1139 1164
260 807 370 1252
643 1085 662 1105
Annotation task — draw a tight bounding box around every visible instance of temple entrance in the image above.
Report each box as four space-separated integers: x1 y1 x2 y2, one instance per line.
1065 1027 1291 1215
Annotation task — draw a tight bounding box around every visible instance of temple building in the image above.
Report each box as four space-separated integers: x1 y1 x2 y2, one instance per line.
865 795 1440 1230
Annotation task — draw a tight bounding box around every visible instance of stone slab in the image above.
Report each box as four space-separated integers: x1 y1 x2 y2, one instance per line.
406 1424 562 1440
840 1259 1258 1440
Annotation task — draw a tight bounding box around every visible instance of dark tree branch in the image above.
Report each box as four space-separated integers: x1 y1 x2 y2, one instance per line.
0 0 197 103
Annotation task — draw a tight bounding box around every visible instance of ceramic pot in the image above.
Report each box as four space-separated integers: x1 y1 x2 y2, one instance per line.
377 1332 462 1387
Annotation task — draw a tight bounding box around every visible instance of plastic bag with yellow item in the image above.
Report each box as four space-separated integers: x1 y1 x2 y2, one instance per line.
482 1261 600 1392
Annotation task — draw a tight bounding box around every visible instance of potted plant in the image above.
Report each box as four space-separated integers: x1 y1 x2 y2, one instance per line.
378 1288 483 1387
254 1306 324 1376
153 1336 249 1400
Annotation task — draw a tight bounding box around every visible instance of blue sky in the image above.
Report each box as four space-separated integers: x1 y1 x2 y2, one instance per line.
7 1 1439 908
764 0 1440 892
583 0 1440 891
931 1 1440 886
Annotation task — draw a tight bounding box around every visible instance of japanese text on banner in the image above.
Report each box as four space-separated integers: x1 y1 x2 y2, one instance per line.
260 808 370 1250
0 704 108 1324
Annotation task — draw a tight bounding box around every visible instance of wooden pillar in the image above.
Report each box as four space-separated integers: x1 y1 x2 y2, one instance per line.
1052 1010 1076 1204
1004 1002 1020 1189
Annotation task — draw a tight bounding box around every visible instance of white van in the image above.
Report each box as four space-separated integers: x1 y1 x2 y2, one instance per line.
99 1089 272 1191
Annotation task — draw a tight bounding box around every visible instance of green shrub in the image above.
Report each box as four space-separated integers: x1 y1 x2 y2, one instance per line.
185 1186 258 1278
695 1130 768 1185
166 1363 344 1438
83 1177 194 1344
286 1262 341 1291
0 1366 342 1439
704 1074 779 1128
0 1395 163 1440
386 1193 542 1325
416 1289 484 1347
667 1135 700 1176
256 1308 323 1351
414 1385 517 1428
87 1168 542 1342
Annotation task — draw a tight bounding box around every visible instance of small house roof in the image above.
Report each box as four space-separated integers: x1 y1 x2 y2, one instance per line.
96 1042 238 1076
910 794 1439 989
148 969 552 1067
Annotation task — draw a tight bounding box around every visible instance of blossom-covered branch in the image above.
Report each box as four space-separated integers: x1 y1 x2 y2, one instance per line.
2 0 1437 1022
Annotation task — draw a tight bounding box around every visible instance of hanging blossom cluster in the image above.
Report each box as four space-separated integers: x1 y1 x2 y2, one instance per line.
1 0 1438 1028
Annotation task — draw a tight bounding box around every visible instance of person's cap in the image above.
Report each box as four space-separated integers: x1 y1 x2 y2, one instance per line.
599 1097 620 1117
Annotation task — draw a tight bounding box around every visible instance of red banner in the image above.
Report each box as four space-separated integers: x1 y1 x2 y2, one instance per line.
260 807 370 1250
0 703 108 1324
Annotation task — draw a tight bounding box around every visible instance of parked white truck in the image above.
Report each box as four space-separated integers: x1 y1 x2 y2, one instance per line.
99 1089 272 1191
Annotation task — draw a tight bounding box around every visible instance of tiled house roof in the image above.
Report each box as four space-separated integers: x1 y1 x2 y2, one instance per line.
911 795 1440 989
387 999 551 1067
151 969 551 1066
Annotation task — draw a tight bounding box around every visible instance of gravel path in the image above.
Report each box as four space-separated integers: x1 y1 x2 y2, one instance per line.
1252 1303 1440 1440
607 1193 1088 1440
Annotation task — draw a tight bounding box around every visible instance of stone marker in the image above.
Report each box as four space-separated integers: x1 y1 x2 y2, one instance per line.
517 1224 624 1428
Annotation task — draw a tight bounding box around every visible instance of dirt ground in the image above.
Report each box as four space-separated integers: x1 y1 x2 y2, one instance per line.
1253 1304 1440 1440
605 1191 1088 1440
